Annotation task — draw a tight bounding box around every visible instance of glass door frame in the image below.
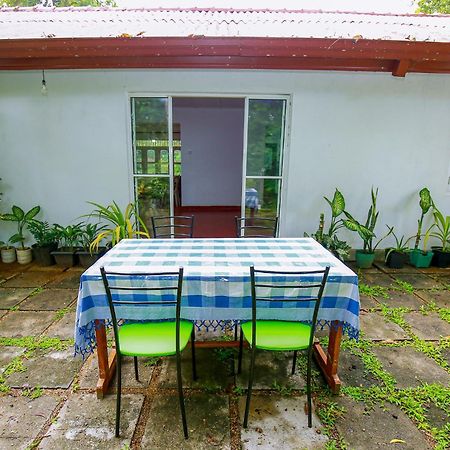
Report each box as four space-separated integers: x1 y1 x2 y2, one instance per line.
127 93 292 236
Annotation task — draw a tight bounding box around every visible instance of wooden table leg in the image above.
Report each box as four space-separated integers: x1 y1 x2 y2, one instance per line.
313 321 343 394
94 319 116 399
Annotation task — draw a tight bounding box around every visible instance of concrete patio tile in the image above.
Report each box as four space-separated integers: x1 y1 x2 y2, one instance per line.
335 396 432 450
0 311 55 337
0 310 6 319
27 265 65 273
415 289 450 308
236 350 307 390
338 348 380 388
239 395 328 450
362 273 395 289
47 269 83 289
19 288 77 311
40 392 144 450
359 294 380 310
403 312 450 340
0 394 59 448
45 310 76 340
0 288 34 309
79 353 155 389
359 312 408 340
0 346 25 373
142 393 230 449
372 346 450 388
7 347 82 389
2 271 57 288
159 348 234 390
373 262 419 274
380 291 425 310
393 272 441 290
346 262 379 273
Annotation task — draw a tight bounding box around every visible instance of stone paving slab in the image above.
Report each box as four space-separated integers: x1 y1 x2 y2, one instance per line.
0 310 56 337
2 271 57 288
346 262 379 274
19 288 77 311
403 312 450 340
381 291 424 310
0 288 34 309
0 346 25 372
142 393 231 449
335 396 432 449
338 349 381 388
79 353 155 389
159 348 234 390
40 392 144 450
0 394 59 447
393 272 442 290
415 289 450 308
7 347 82 389
46 270 83 289
0 310 7 319
45 310 76 340
359 312 408 340
372 346 450 388
361 273 395 289
239 395 328 449
359 294 380 310
374 262 419 274
236 350 307 390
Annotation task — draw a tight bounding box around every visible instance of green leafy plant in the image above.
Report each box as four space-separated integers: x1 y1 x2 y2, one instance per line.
385 228 411 261
414 188 433 251
343 188 393 254
0 205 41 249
86 201 150 251
53 223 84 250
27 220 58 247
426 206 450 252
80 222 107 252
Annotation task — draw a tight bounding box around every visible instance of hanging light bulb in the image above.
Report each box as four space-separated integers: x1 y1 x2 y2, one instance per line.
41 70 48 96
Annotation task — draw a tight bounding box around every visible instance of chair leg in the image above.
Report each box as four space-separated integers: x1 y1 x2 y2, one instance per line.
237 327 243 374
191 327 197 381
243 344 256 428
176 350 189 439
307 351 312 428
234 320 238 341
115 353 122 438
292 350 297 375
134 356 139 381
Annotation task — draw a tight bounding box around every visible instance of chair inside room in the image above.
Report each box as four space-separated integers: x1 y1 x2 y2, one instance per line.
238 265 330 428
151 215 195 238
235 216 278 238
100 266 197 439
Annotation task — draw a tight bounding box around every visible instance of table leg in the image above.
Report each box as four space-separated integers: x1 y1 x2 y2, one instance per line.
94 319 116 399
313 321 342 394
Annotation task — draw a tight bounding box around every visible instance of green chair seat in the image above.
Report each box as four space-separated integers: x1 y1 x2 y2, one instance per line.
118 320 194 357
241 320 312 351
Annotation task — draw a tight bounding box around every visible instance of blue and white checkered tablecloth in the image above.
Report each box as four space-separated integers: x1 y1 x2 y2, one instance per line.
75 238 360 356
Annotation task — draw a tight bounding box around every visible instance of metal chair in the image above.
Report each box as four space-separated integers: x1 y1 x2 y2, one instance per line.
151 215 194 238
100 266 197 439
235 216 278 238
238 265 330 428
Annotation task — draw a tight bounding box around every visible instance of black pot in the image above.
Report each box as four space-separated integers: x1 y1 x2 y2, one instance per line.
386 250 408 269
431 249 450 268
51 248 78 267
32 243 57 266
77 247 107 268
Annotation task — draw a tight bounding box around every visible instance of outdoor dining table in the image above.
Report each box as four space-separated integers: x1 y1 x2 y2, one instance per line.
75 237 360 397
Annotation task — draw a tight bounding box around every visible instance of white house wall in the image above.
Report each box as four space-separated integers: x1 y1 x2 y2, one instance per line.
0 69 449 248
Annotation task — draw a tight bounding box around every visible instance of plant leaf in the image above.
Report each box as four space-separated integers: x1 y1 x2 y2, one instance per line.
419 188 432 214
24 206 41 221
331 189 345 217
12 205 24 221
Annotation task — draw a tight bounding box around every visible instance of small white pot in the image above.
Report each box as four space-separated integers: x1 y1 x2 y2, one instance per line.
1 247 16 263
16 248 32 265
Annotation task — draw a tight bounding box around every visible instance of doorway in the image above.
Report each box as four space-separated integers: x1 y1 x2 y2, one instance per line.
130 95 287 238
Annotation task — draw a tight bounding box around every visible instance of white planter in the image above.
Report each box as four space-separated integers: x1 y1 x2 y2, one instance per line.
1 247 16 263
16 248 32 265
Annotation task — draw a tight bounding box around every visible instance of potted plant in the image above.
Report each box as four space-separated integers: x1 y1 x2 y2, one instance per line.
51 222 84 267
426 206 450 268
0 205 41 264
0 238 16 263
409 188 434 268
28 220 58 266
385 228 410 269
343 188 393 268
85 201 150 251
77 222 108 268
305 189 351 261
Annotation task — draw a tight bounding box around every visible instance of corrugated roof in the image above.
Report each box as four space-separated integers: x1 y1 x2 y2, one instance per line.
0 7 449 43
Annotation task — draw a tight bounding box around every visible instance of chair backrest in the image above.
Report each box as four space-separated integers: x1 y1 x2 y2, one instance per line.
249 265 330 350
235 216 278 238
151 215 194 239
100 266 184 354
